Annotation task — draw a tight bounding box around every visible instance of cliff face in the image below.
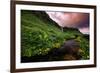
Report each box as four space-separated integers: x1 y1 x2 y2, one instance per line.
21 10 89 62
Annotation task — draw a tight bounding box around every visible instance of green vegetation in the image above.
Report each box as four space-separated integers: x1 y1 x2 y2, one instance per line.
21 10 89 62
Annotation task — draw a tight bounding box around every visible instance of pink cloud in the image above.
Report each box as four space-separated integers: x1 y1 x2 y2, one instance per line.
46 12 89 34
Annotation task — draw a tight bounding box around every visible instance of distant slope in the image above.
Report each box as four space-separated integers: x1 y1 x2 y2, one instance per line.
21 10 89 62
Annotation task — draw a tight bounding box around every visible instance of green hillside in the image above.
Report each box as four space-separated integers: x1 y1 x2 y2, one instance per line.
21 10 89 62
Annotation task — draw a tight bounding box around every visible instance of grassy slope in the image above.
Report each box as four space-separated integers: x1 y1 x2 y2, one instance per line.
21 10 89 60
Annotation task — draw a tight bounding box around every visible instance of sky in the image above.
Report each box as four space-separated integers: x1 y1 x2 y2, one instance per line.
46 12 89 34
